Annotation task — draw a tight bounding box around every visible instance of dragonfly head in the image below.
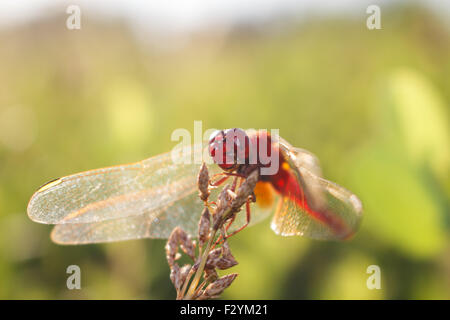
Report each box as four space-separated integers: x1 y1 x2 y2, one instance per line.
208 128 250 172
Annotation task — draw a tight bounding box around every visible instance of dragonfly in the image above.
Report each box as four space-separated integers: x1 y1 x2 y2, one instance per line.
27 128 362 245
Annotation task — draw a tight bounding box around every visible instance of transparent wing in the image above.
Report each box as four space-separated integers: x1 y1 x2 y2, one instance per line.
271 143 363 240
28 141 273 244
50 187 275 244
50 192 206 244
289 147 322 177
27 143 217 225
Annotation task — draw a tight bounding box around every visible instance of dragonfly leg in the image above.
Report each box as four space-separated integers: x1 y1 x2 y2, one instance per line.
209 173 254 247
210 203 238 249
230 176 240 192
212 195 254 250
226 172 247 178
210 172 246 188
225 213 237 232
209 174 230 187
223 197 252 239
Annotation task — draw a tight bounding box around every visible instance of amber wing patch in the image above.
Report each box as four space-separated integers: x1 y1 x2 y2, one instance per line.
254 181 275 209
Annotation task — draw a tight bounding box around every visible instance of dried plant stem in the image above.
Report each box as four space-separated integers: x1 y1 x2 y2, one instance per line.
184 230 216 299
184 202 244 299
177 266 196 300
166 164 258 300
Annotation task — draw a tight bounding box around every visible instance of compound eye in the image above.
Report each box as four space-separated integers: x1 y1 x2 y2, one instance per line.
208 128 250 171
224 128 249 164
208 130 227 162
208 130 223 157
208 130 222 144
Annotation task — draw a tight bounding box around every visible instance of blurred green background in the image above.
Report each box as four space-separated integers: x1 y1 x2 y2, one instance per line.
0 2 449 299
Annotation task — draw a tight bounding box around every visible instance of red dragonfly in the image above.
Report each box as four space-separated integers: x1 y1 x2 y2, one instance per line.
27 128 362 244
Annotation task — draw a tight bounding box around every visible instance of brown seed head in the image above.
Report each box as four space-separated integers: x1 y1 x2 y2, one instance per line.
204 268 219 283
179 264 191 286
197 162 210 201
198 207 211 247
230 170 259 213
205 247 222 269
169 263 181 291
215 241 238 270
201 273 238 299
178 228 196 260
166 227 181 267
213 184 231 227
